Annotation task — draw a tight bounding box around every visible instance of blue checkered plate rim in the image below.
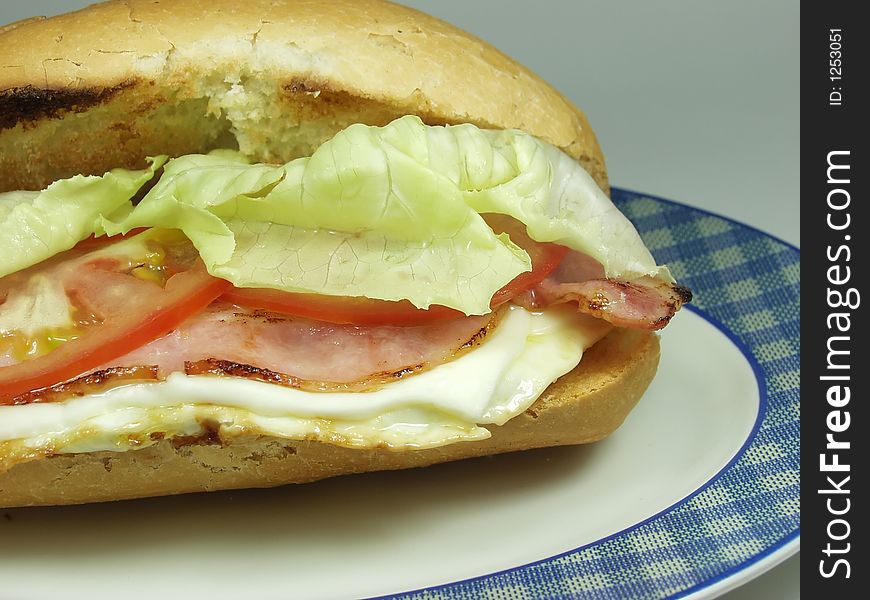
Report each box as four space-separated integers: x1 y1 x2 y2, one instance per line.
378 188 801 600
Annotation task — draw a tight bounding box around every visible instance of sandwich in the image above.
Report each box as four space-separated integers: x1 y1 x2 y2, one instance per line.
0 0 690 507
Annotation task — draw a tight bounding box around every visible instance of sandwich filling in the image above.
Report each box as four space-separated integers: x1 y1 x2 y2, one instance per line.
0 305 611 468
0 117 689 469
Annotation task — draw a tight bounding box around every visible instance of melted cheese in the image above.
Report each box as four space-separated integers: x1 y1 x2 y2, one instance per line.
0 306 611 463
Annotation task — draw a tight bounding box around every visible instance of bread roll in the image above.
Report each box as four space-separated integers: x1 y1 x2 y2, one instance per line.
0 0 607 192
0 0 659 508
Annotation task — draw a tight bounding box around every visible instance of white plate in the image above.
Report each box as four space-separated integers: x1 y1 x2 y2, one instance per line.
0 191 801 599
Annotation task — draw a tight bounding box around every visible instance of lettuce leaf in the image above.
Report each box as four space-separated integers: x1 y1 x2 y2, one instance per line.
0 158 167 278
100 134 532 314
7 116 668 315
458 130 671 281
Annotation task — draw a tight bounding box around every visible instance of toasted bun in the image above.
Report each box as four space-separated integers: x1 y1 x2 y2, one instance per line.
0 0 656 508
0 329 658 507
0 0 607 193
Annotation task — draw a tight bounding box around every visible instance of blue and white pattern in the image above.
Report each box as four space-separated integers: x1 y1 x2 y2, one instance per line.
382 189 801 599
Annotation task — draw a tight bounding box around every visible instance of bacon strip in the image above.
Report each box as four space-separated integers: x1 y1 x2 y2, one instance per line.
103 303 498 386
10 365 159 405
513 250 692 330
184 357 429 393
515 277 691 330
4 302 498 404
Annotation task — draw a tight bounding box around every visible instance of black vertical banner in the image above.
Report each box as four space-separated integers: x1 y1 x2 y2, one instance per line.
802 2 868 596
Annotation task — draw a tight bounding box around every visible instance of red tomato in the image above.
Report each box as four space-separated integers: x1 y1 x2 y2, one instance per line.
223 215 569 326
485 214 570 307
0 232 231 402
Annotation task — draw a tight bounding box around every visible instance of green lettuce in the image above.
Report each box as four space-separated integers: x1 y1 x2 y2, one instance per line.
5 116 669 315
0 158 167 278
100 129 537 314
99 117 666 314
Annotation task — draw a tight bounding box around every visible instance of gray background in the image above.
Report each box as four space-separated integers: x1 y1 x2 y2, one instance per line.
0 1 800 597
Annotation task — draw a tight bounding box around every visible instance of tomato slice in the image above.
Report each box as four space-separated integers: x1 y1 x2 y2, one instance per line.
485 214 570 307
223 215 569 326
0 231 231 402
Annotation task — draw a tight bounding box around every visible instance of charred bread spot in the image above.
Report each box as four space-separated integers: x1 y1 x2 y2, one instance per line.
170 419 224 449
280 78 455 129
281 78 398 124
8 365 159 405
244 442 298 463
0 81 136 131
283 78 324 95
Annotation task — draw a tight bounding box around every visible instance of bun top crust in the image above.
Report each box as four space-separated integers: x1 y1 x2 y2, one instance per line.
0 0 607 192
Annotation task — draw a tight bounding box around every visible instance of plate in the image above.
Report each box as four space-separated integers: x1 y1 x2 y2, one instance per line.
0 190 800 599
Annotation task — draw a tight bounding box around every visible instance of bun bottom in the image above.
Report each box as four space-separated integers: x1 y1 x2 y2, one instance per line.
0 329 659 508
